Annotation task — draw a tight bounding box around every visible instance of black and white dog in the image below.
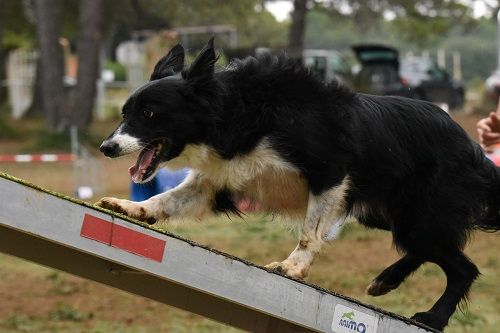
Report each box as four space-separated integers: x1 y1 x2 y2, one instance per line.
97 38 499 331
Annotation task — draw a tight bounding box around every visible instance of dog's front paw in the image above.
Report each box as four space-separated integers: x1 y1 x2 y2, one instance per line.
95 197 157 225
95 197 128 214
265 260 309 279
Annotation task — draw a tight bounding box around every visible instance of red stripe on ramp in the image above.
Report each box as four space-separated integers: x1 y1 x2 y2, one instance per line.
80 214 166 262
81 214 113 245
111 224 166 262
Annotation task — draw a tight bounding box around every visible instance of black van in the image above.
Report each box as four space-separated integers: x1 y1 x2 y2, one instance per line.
351 44 406 96
352 44 464 110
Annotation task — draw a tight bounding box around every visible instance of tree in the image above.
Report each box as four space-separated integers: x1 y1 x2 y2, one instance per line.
34 0 66 130
0 0 5 104
2 0 288 128
288 0 308 59
72 0 104 128
124 0 287 48
0 0 37 106
283 0 475 59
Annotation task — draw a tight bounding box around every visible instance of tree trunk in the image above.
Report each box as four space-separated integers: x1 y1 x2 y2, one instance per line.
73 0 104 128
22 0 43 117
34 0 65 130
288 0 308 60
0 0 7 105
26 56 44 116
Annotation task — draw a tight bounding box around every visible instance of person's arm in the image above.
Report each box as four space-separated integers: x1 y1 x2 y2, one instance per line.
477 101 500 153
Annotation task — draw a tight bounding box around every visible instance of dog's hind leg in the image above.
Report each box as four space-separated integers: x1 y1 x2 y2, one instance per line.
265 179 350 279
366 254 424 296
411 251 479 331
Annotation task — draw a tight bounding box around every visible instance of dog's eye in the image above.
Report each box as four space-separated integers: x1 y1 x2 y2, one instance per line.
143 110 154 119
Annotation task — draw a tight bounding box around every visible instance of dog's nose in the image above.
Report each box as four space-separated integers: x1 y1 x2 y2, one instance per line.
99 141 120 158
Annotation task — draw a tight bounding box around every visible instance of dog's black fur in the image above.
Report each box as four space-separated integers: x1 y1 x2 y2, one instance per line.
101 39 500 331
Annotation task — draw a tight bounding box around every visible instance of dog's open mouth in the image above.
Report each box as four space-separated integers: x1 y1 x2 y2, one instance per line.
129 139 168 183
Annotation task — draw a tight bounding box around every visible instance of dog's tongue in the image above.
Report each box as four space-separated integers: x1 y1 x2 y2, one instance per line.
129 147 155 181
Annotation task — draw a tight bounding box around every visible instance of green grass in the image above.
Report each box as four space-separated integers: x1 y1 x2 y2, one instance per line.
0 116 116 154
0 103 20 139
26 129 72 152
48 303 93 322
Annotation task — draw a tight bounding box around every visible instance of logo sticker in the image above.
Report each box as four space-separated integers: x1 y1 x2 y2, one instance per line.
331 304 378 333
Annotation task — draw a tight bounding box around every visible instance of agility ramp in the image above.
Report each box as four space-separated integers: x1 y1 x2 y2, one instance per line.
0 172 436 333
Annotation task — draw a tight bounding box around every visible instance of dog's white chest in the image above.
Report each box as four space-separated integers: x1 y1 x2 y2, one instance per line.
166 139 299 188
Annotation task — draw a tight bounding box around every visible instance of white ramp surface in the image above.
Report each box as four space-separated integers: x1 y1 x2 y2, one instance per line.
0 173 437 333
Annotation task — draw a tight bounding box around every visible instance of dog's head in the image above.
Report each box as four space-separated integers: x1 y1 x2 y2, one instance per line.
99 38 218 183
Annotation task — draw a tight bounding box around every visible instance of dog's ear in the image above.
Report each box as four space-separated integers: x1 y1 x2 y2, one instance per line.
183 37 217 81
150 44 185 81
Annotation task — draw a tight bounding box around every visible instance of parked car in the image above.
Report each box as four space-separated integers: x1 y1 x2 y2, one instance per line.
303 49 353 87
400 57 464 109
351 44 464 110
351 44 405 96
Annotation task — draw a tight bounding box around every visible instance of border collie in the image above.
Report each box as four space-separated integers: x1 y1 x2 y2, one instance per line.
97 38 499 331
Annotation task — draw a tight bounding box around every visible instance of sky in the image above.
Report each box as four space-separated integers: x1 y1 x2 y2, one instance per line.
265 1 293 22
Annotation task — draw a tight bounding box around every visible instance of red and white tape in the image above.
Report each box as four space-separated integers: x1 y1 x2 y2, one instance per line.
0 154 76 163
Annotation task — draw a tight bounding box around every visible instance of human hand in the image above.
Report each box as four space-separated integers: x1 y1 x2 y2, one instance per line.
477 112 500 153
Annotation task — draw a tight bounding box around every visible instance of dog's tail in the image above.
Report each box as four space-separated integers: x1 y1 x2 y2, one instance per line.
477 164 500 232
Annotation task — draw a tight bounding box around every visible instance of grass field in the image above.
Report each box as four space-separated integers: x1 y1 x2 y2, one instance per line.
0 112 498 332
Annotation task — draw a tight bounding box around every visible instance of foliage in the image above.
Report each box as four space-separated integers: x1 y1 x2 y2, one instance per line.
3 314 34 332
46 271 82 295
304 9 498 84
26 129 71 152
0 0 80 50
0 0 287 52
440 19 497 83
104 60 127 81
304 11 406 50
113 0 288 49
1 0 499 131
315 0 475 48
0 1 36 49
48 303 92 322
0 108 19 139
0 119 18 139
0 1 482 51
